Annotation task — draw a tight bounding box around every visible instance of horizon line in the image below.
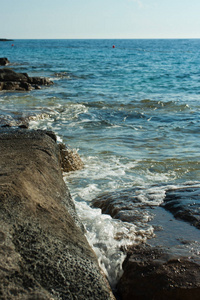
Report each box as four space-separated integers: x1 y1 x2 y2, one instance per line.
3 37 200 40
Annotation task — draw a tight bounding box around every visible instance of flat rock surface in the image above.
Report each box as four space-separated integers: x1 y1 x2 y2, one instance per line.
0 129 114 300
162 187 200 229
117 244 200 300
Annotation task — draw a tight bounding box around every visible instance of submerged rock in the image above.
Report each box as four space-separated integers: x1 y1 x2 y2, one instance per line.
92 188 155 225
162 187 200 229
117 244 200 300
0 129 114 300
0 68 53 91
92 186 200 299
0 111 52 129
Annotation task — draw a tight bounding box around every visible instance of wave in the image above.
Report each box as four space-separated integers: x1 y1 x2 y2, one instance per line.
84 98 191 113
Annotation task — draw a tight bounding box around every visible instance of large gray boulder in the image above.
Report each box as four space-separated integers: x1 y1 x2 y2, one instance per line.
0 129 114 300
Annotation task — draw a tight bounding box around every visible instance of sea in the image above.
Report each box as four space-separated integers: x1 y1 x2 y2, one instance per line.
1 39 200 287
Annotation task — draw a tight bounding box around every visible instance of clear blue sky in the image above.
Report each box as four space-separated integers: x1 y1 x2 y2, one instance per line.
1 0 200 39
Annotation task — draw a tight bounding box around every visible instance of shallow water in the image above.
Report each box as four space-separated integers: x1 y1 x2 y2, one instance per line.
1 39 200 286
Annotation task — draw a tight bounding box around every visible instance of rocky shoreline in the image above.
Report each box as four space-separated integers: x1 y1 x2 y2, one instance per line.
1 57 200 300
0 59 115 298
0 68 53 91
93 187 200 299
0 129 115 299
0 58 53 91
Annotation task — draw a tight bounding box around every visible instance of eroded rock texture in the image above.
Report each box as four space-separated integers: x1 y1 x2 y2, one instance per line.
0 129 114 300
59 143 84 172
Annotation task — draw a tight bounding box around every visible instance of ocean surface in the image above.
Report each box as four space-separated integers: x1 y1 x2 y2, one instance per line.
1 39 200 286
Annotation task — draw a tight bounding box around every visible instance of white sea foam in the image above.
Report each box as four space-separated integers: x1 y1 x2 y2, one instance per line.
145 169 177 182
67 173 200 287
63 156 159 287
63 147 200 286
73 199 154 287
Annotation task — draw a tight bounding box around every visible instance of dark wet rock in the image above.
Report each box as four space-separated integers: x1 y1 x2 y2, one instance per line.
0 68 53 91
1 80 33 91
18 123 29 129
92 185 200 230
0 69 29 82
117 244 200 300
46 130 57 142
28 76 53 86
0 58 10 66
92 186 200 299
59 142 84 172
162 187 200 229
92 188 154 225
0 129 114 300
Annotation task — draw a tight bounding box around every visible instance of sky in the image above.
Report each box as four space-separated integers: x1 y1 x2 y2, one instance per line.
1 0 200 39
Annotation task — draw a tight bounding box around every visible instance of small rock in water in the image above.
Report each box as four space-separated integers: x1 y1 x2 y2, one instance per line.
59 143 84 172
0 57 10 66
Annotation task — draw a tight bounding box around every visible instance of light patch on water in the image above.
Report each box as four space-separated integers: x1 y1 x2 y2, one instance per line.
77 184 101 201
57 135 63 143
145 169 177 182
134 186 166 206
28 102 89 134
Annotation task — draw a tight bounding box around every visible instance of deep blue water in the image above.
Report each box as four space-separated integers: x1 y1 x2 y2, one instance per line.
1 39 200 284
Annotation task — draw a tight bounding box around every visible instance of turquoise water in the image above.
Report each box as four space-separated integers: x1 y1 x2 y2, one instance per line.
1 39 200 285
1 39 200 183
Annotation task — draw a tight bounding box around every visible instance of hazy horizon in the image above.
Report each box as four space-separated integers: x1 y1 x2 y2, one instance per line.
1 0 200 40
2 38 200 40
